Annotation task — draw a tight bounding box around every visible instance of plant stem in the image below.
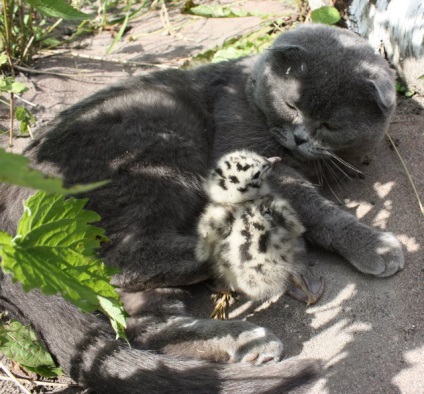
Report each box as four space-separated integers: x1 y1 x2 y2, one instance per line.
14 94 37 107
18 0 26 63
46 18 63 35
69 51 173 69
9 93 14 147
1 0 14 72
21 35 34 63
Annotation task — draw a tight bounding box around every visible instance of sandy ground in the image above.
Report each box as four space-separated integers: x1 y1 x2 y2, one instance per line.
0 1 423 393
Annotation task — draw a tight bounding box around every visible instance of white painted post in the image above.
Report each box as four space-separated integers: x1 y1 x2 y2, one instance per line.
308 0 424 93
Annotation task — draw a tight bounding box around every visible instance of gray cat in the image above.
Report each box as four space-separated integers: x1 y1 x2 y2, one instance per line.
197 149 323 304
0 24 403 393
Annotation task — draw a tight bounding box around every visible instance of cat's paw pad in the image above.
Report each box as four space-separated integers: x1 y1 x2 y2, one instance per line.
350 231 404 277
229 327 284 365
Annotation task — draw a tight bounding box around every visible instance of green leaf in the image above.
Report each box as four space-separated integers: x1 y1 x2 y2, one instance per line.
98 295 127 339
0 148 109 194
0 231 12 246
0 53 8 66
395 81 406 93
10 81 28 94
187 27 276 67
26 0 92 20
395 81 416 97
0 191 127 339
311 6 341 25
0 76 12 93
15 106 35 135
213 46 248 62
184 4 255 18
24 364 64 378
40 36 62 48
0 320 63 377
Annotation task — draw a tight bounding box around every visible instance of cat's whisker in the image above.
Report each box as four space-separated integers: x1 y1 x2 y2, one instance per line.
324 151 363 175
318 160 333 190
259 142 275 155
320 160 343 204
323 160 344 190
327 158 351 181
313 160 324 188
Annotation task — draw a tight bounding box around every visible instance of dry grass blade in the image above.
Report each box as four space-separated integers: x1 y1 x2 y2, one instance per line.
386 130 424 217
0 361 31 394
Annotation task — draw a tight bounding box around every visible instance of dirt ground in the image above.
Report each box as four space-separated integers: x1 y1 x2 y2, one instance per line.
0 1 423 393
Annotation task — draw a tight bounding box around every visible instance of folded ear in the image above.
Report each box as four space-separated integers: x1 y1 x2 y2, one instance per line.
369 75 396 113
267 45 308 76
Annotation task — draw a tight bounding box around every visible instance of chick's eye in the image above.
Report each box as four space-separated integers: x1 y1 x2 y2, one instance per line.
252 171 260 180
263 207 271 215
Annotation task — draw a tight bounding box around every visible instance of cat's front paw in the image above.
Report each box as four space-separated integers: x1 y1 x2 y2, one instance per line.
229 327 284 365
346 230 404 277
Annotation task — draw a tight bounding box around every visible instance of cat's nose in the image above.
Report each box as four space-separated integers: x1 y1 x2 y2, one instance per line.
294 134 308 146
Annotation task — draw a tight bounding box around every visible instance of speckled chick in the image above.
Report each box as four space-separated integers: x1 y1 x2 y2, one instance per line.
196 150 307 301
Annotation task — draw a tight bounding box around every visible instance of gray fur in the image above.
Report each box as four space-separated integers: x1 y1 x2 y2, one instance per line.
0 24 403 392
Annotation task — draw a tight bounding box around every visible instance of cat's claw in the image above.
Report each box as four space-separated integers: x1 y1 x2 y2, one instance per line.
287 273 325 306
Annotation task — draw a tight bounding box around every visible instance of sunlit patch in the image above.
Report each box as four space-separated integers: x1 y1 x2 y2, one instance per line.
250 327 267 337
344 199 373 219
303 318 371 369
396 234 420 253
181 320 199 328
392 346 424 392
308 283 357 330
372 200 393 229
373 181 396 199
251 293 283 315
229 300 254 319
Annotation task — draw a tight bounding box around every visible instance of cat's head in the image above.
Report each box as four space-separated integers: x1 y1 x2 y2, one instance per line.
247 24 396 169
205 150 281 203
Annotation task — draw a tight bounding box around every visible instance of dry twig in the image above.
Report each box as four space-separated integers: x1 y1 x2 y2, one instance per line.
0 361 31 394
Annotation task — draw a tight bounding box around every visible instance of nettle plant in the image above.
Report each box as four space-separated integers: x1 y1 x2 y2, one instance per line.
0 149 126 377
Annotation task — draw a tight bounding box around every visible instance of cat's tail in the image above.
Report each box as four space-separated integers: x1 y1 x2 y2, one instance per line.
80 341 319 393
0 277 319 393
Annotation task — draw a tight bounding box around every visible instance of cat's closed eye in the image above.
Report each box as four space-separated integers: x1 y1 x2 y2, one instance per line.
286 103 299 120
286 102 298 111
322 122 339 131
